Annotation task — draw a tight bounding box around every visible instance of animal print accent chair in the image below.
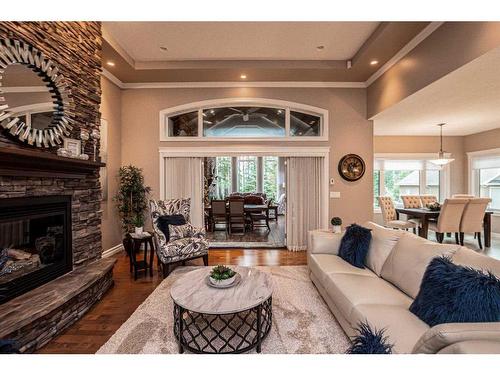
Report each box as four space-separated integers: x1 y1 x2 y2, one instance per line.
149 198 208 272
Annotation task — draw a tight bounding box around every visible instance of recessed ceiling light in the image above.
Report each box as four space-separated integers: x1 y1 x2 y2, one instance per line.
370 60 379 66
316 45 325 51
106 61 115 67
160 46 168 51
240 74 247 79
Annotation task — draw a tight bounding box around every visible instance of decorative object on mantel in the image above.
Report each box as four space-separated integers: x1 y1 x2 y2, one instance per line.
208 265 239 288
115 165 152 234
91 128 100 162
338 154 366 181
331 217 342 233
0 38 73 148
63 138 81 157
80 129 90 155
429 123 455 167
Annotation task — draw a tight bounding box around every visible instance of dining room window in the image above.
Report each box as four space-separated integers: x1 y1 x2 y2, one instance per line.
263 156 279 202
374 157 442 208
469 152 500 211
214 156 232 199
236 156 258 193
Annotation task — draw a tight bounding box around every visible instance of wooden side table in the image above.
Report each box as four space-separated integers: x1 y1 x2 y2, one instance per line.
126 232 155 280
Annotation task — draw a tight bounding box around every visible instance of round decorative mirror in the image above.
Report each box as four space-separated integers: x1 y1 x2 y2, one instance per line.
0 38 73 148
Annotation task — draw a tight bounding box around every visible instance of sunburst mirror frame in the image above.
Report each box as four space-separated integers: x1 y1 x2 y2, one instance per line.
0 38 73 148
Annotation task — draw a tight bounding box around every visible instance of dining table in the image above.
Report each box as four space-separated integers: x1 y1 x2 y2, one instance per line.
205 204 270 216
396 207 493 247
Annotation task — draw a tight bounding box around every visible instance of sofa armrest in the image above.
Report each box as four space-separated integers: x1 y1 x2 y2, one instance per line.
437 340 500 354
307 230 343 255
412 322 500 354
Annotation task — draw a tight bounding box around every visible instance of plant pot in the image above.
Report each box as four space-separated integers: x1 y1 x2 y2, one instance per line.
332 225 342 234
209 275 236 286
134 226 143 235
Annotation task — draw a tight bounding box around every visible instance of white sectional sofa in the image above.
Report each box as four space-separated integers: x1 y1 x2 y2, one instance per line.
308 222 500 354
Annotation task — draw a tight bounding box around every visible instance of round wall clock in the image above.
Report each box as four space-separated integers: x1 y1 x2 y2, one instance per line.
338 154 366 181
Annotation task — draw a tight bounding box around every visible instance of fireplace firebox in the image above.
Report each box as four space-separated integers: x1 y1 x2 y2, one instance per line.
0 196 72 304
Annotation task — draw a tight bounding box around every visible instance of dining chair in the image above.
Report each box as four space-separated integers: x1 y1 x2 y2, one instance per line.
428 198 468 244
211 199 228 232
401 195 422 228
228 198 246 234
249 202 271 231
420 195 438 208
459 198 491 249
452 194 476 199
377 196 416 232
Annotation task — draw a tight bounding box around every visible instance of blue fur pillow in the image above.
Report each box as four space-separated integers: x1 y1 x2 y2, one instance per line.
346 322 393 354
410 256 500 326
338 224 372 268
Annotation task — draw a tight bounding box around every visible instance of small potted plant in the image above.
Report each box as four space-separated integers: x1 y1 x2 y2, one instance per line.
133 215 145 235
331 217 342 233
209 265 237 286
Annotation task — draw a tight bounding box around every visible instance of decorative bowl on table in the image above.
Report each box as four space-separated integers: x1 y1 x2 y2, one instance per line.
427 202 441 211
208 265 238 287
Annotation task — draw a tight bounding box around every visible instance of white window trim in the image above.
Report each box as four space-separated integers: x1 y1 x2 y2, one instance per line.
373 153 451 212
159 97 329 142
467 147 500 213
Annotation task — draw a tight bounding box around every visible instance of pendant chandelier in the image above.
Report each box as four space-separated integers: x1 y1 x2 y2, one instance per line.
430 123 454 167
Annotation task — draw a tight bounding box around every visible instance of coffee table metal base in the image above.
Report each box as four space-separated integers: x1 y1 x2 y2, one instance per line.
173 297 272 354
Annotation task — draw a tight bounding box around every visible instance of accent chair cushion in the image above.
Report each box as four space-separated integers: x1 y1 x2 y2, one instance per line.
409 257 500 326
338 224 372 268
380 233 459 298
156 214 186 242
168 223 193 242
363 221 404 276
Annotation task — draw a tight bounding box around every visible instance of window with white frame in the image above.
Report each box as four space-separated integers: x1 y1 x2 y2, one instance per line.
469 152 500 211
374 157 443 209
161 99 327 140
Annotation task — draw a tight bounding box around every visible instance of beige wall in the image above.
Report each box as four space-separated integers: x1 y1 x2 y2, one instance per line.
100 77 123 251
374 135 466 196
367 22 500 118
120 87 374 227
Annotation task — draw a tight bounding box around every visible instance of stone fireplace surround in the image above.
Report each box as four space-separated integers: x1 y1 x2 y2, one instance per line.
0 22 115 352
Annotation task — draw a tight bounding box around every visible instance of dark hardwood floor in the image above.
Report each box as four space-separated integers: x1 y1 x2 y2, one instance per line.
37 248 306 354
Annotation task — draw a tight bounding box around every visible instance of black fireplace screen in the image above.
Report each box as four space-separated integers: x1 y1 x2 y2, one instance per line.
0 196 72 304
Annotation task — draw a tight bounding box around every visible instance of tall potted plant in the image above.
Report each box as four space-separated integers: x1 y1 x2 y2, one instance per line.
115 165 151 235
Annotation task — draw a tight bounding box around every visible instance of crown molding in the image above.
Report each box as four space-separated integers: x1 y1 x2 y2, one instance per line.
102 68 125 88
365 22 444 86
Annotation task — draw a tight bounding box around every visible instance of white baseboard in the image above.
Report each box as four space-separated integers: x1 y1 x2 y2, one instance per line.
102 243 124 258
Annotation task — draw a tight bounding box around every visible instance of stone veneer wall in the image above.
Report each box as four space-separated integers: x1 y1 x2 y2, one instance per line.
0 22 104 266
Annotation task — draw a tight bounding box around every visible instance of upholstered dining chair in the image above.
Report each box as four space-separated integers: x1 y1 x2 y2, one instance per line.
459 198 491 249
228 198 246 234
420 195 438 208
149 198 208 278
401 195 422 228
428 198 468 244
377 196 416 232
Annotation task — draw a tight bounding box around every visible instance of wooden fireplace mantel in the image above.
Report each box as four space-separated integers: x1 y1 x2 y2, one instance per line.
0 147 106 179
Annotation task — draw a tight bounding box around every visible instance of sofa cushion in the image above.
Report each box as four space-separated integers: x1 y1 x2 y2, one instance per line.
338 224 372 268
308 231 343 255
452 246 500 278
323 273 413 320
363 221 404 276
409 257 500 326
309 254 376 285
412 322 500 354
350 304 429 354
380 233 460 299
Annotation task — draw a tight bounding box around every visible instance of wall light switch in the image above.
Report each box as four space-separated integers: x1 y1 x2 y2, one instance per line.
329 178 335 185
330 191 341 199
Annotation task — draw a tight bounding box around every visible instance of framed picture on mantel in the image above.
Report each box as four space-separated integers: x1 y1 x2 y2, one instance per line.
63 138 81 157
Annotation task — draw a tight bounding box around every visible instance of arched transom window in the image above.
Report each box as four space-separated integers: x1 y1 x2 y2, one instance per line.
159 98 328 141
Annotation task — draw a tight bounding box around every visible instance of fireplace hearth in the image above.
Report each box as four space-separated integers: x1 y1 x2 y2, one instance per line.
0 195 72 304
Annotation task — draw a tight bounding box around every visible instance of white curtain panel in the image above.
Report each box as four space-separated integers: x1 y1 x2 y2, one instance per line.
164 157 204 227
286 157 322 251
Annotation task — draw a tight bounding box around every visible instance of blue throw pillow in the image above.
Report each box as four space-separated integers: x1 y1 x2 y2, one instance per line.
410 256 500 326
346 322 393 354
338 224 372 268
157 214 186 242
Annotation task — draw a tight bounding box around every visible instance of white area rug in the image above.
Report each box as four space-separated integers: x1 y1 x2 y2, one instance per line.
97 266 349 354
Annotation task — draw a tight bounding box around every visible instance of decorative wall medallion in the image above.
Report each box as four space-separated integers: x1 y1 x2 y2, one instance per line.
338 153 366 181
0 38 73 148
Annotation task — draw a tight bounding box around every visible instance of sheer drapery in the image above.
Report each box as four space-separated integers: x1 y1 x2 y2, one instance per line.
286 157 323 251
164 157 204 227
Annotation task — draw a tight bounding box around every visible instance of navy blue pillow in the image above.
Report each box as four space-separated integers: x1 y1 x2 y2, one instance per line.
346 322 393 354
338 224 372 269
157 214 186 242
410 256 500 326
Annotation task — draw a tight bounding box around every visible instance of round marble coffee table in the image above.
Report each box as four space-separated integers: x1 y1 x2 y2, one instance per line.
170 266 273 354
